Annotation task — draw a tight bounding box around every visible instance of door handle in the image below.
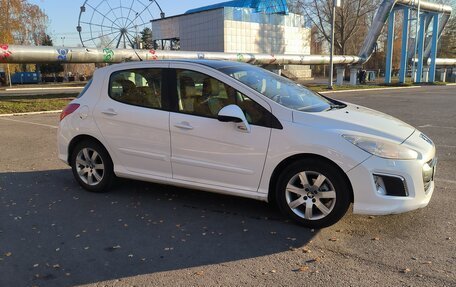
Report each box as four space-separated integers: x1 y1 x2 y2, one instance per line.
102 109 118 116
174 122 193 130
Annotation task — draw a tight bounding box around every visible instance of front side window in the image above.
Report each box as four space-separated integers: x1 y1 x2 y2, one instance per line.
219 65 333 112
176 69 270 126
109 69 162 109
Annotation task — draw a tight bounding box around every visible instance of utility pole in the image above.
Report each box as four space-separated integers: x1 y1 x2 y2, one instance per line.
7 64 12 88
329 0 341 89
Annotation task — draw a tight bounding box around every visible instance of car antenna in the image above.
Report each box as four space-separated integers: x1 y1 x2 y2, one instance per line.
132 46 143 62
126 41 143 61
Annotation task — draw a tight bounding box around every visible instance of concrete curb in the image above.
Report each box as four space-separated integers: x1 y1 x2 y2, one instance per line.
0 110 62 117
5 87 83 91
319 86 422 94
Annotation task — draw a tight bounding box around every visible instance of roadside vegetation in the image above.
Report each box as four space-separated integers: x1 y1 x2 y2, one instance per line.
0 94 76 114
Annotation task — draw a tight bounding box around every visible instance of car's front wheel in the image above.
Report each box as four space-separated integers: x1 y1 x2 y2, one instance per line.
275 159 351 228
70 140 114 192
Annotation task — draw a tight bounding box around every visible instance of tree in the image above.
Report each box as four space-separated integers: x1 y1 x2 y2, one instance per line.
1 0 48 73
140 28 153 49
0 0 47 44
290 0 379 55
0 0 23 43
438 0 456 58
38 34 64 75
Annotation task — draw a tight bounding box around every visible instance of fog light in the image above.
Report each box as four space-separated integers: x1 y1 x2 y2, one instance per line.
374 175 387 195
373 174 408 197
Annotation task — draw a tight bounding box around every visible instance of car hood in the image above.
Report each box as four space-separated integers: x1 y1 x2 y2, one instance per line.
292 103 415 143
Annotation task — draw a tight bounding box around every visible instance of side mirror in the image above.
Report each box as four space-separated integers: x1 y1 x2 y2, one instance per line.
217 104 251 133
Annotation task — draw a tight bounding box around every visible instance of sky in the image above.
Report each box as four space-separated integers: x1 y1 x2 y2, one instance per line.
28 0 223 47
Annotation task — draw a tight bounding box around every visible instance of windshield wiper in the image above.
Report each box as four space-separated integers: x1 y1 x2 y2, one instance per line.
326 104 346 111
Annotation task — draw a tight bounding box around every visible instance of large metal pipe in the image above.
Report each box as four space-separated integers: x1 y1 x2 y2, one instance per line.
433 58 456 67
396 0 452 14
2 44 455 67
358 0 452 63
0 44 362 65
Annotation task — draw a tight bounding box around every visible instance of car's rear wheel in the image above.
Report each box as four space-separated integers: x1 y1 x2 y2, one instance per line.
70 140 114 192
275 159 351 228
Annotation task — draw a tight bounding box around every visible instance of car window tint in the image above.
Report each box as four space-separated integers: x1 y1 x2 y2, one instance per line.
109 69 162 109
176 69 269 126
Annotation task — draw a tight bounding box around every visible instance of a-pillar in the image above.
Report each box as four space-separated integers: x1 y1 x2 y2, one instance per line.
336 67 345 86
350 68 358 85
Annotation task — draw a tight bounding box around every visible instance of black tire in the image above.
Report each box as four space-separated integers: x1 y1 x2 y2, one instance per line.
275 158 351 228
70 140 114 193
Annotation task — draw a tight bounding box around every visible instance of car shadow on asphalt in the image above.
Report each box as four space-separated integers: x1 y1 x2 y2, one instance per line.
0 169 315 287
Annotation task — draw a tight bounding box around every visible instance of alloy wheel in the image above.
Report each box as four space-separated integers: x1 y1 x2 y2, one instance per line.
75 147 105 186
285 171 336 221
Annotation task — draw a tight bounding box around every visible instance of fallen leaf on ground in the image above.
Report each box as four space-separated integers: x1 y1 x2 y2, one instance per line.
421 261 432 265
294 266 310 272
306 257 321 263
400 268 411 273
328 238 338 242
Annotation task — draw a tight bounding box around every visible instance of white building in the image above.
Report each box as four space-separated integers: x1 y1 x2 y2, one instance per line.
152 0 312 79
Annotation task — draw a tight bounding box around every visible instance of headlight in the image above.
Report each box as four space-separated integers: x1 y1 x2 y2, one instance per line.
343 135 419 160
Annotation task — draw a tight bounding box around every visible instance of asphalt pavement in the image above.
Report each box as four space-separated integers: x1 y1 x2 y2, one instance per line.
0 85 455 287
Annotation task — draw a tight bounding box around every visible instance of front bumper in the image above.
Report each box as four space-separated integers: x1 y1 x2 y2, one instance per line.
347 129 437 216
348 154 435 215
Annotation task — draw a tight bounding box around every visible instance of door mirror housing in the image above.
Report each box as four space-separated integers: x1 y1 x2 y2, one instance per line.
217 104 251 133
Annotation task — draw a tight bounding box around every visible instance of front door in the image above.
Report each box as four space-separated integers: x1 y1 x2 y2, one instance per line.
169 67 272 192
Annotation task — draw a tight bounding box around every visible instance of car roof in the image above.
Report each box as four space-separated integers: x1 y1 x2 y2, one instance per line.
104 59 255 72
171 59 253 70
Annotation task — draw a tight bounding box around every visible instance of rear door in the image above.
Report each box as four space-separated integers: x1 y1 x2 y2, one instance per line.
168 63 276 192
94 65 172 178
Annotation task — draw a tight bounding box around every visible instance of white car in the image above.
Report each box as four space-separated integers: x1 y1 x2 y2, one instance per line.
58 60 436 228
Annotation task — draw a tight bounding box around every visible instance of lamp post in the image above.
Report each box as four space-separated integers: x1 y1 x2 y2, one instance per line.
328 0 341 89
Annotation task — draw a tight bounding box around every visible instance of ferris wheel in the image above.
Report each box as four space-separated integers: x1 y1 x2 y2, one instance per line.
77 0 165 49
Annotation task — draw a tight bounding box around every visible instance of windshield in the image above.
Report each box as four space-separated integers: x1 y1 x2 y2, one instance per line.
218 65 332 112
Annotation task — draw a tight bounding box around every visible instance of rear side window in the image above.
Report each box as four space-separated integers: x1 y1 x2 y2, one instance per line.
109 69 162 109
77 79 92 98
